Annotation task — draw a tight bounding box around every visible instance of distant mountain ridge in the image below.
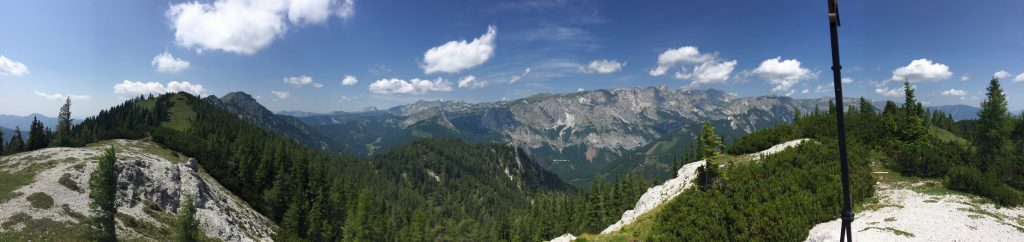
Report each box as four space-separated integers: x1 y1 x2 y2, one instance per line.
286 86 847 185
205 92 336 150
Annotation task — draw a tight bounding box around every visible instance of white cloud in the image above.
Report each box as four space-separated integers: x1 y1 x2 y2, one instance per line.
336 0 355 20
993 70 1011 80
675 60 737 86
34 91 91 101
422 25 497 74
649 46 714 76
151 51 191 73
841 77 854 84
578 59 624 74
874 86 905 98
114 80 208 96
801 89 810 94
284 75 321 87
509 68 531 84
0 55 29 76
577 88 584 92
272 90 290 99
752 57 815 93
941 88 967 97
1015 73 1024 83
369 77 453 95
288 0 331 24
890 59 952 82
457 75 488 89
341 75 358 86
960 75 970 81
167 0 356 55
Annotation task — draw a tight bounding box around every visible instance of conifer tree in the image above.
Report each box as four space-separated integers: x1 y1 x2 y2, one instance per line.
697 123 723 191
54 97 73 147
0 128 4 154
175 197 200 242
27 116 48 150
90 146 119 242
859 97 874 115
976 77 1011 176
793 108 802 122
8 126 24 154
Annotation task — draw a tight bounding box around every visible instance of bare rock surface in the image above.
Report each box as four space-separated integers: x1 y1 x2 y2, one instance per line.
0 139 276 241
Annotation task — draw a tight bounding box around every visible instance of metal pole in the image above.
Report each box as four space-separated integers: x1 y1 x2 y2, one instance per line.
826 0 854 241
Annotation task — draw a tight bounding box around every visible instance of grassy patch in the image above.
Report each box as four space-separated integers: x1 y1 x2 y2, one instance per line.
69 163 86 172
0 212 91 241
957 205 1005 221
860 226 915 237
0 171 36 203
117 213 172 240
883 217 896 222
61 204 87 222
27 192 54 209
59 173 81 192
161 94 196 132
136 141 183 163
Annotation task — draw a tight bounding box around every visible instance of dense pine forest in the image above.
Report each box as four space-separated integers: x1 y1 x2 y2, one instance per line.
2 77 1021 241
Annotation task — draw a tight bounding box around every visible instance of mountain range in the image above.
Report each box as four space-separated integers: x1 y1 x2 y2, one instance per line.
223 86 849 186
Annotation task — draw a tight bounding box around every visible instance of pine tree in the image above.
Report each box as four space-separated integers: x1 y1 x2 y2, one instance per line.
90 146 119 242
793 108 802 122
27 116 48 150
859 97 875 115
697 123 724 191
54 97 73 147
902 80 924 118
976 77 1012 177
0 128 4 154
175 197 200 242
8 126 24 154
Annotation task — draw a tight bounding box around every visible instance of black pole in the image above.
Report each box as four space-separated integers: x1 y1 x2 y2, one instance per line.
826 0 854 241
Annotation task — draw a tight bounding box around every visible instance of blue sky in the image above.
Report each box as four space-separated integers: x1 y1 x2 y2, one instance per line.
1 0 1022 117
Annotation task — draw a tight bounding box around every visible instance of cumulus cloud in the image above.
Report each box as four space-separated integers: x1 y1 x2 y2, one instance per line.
272 90 290 99
649 46 715 76
941 88 967 97
284 75 322 87
0 55 29 76
114 80 208 95
34 91 91 101
842 77 854 84
874 86 905 98
578 59 624 74
674 60 737 86
509 68 531 84
1015 73 1024 83
890 59 952 82
167 0 357 55
993 70 1011 80
457 75 488 89
752 57 815 93
151 51 191 73
341 75 358 86
422 25 497 74
369 77 453 95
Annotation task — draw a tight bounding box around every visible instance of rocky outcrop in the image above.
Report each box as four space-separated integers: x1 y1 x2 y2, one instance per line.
0 139 276 241
597 139 809 235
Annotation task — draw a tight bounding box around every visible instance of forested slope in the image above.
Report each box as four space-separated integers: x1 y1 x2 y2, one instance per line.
65 92 572 241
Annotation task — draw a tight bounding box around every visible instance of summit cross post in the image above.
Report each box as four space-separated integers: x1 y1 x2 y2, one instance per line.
826 0 854 241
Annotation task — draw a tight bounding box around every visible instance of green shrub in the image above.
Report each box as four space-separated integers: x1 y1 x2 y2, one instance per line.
726 125 796 155
886 139 967 178
27 192 54 209
946 166 1022 206
58 173 80 192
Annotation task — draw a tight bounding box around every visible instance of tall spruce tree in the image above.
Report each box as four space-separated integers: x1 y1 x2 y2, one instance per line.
8 126 24 154
976 77 1012 177
175 197 200 242
0 128 4 154
54 97 72 147
27 116 48 150
903 80 924 118
859 97 875 115
696 123 724 191
90 146 119 242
